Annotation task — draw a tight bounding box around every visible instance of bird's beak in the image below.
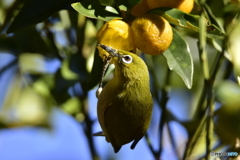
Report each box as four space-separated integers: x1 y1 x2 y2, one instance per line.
97 44 119 57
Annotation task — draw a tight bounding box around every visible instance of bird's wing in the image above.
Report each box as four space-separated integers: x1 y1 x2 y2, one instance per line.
103 103 122 153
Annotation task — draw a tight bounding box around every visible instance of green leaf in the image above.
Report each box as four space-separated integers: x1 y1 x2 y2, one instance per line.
19 53 46 74
228 16 240 79
149 8 226 39
114 0 140 9
224 3 240 13
51 54 88 103
116 0 141 8
86 49 103 91
71 1 121 21
0 75 51 128
14 26 53 55
61 97 81 114
215 80 240 110
51 69 77 104
128 0 141 7
98 0 115 6
163 29 193 89
202 3 225 32
7 0 78 33
69 53 88 82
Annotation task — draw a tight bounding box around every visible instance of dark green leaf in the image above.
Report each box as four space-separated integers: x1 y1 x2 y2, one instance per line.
149 8 226 39
114 0 140 9
224 3 240 13
0 0 28 34
51 54 88 103
14 26 53 55
1 26 53 56
0 35 21 55
86 49 103 91
98 0 115 6
71 1 121 21
69 53 88 83
127 0 141 8
163 29 193 89
7 0 79 33
202 3 225 36
51 69 77 104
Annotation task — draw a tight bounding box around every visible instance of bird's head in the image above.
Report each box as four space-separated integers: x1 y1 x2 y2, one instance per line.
97 44 149 81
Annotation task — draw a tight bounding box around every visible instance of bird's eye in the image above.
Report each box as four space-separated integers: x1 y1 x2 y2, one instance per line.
122 55 132 64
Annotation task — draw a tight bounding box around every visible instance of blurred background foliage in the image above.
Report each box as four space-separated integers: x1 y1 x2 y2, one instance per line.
0 0 240 160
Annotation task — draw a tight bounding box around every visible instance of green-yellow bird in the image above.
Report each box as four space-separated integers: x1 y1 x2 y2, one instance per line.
95 44 153 153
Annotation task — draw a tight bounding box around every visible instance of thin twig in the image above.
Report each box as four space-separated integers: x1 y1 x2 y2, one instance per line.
144 55 174 159
44 21 64 61
205 38 226 159
183 36 227 160
0 58 18 77
166 121 181 160
183 112 207 160
158 68 170 156
145 133 159 159
80 89 100 160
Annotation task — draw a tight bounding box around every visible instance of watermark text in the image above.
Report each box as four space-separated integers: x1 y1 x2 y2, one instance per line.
210 151 238 157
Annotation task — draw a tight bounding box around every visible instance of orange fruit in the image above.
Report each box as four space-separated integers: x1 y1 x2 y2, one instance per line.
147 0 194 14
97 19 136 59
131 14 173 55
130 0 150 17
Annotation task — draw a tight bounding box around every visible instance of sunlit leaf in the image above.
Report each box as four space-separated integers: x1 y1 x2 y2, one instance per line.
0 75 51 127
17 88 50 125
228 16 240 79
61 58 79 80
149 8 226 39
19 53 46 74
215 80 240 110
214 81 240 145
189 122 217 159
32 76 53 98
163 29 193 89
71 1 121 21
61 97 81 114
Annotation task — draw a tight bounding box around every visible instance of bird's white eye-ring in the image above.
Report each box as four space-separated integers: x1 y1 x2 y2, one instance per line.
122 55 132 64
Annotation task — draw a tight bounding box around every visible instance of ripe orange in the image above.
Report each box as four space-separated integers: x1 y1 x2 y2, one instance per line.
131 14 173 55
147 0 194 14
130 0 150 17
97 19 136 59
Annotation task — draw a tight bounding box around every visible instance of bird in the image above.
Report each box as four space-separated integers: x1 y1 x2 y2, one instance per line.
94 44 153 153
